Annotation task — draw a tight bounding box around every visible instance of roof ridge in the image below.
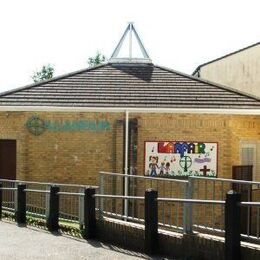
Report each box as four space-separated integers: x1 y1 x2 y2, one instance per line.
192 41 260 75
0 63 109 98
154 64 260 102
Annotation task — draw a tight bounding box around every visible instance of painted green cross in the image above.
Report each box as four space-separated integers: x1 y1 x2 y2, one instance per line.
179 156 192 172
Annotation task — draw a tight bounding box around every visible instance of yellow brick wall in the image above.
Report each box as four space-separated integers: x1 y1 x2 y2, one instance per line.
0 111 124 185
0 111 259 185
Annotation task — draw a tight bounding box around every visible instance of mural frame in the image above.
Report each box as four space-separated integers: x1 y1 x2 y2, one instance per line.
143 140 219 179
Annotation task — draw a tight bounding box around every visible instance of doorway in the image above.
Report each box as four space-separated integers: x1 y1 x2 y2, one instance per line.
0 140 17 180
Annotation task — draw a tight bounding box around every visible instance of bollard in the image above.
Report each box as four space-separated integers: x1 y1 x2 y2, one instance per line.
16 183 26 226
0 183 2 220
83 187 96 239
46 185 60 232
145 189 158 255
225 190 241 260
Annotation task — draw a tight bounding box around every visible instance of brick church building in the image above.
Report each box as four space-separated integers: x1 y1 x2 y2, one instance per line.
0 23 260 186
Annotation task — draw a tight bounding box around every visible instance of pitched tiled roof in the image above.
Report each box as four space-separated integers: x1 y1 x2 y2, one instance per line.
0 63 260 109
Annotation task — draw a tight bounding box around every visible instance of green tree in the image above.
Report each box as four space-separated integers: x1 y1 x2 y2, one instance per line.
88 52 106 67
32 64 55 83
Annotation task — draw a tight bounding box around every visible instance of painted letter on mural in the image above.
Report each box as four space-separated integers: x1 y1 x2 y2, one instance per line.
145 141 217 178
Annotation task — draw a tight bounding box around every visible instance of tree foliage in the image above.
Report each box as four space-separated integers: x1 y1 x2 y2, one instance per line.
88 52 106 67
32 64 55 83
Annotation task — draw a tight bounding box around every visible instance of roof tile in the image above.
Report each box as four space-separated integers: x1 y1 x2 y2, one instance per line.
0 63 259 109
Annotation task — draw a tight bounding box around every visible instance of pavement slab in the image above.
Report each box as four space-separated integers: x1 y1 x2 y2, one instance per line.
0 221 147 260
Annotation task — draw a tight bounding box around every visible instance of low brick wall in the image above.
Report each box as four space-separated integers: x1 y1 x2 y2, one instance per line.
96 217 260 260
96 217 144 252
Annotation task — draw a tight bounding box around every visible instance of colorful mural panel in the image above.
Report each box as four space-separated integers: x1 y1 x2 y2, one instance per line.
145 141 218 177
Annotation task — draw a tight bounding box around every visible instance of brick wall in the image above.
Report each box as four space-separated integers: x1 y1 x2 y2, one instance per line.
0 111 259 184
96 217 260 259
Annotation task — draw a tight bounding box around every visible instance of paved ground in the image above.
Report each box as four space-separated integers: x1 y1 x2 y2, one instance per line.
0 221 148 260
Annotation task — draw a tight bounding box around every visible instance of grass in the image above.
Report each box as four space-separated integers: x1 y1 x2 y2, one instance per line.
1 210 83 238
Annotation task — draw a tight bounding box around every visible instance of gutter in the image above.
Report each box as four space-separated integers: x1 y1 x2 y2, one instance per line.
0 106 259 115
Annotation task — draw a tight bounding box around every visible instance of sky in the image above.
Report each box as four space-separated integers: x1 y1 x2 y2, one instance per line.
1 0 260 92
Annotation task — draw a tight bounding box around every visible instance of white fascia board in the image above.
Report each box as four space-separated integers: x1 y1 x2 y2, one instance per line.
0 106 259 115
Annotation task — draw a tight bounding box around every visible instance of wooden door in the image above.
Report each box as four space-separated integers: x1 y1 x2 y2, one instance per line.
232 165 252 234
0 140 17 180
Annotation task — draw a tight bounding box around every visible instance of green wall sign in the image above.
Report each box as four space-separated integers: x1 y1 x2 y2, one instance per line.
26 115 110 136
26 116 46 136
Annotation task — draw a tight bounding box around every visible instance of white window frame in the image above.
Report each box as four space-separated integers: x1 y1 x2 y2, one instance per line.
240 141 258 181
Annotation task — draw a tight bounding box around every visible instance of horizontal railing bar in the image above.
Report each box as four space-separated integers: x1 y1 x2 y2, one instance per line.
100 171 189 183
96 194 226 204
59 218 79 224
157 198 225 204
102 210 145 223
57 192 84 196
95 194 145 200
102 211 184 231
96 194 226 205
158 221 184 231
52 184 98 189
240 202 260 207
2 207 15 212
190 176 260 185
24 189 50 193
193 224 225 233
0 178 98 189
26 211 46 218
0 187 17 191
241 233 260 241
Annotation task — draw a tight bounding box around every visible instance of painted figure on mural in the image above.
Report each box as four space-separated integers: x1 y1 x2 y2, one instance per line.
165 162 171 175
149 156 158 176
159 161 165 176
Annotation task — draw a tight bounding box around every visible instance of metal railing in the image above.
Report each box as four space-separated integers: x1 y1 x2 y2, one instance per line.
99 171 189 232
97 172 260 242
0 183 97 240
96 192 226 233
189 176 260 241
0 178 98 227
0 180 16 213
1 174 260 244
96 189 254 258
1 182 254 259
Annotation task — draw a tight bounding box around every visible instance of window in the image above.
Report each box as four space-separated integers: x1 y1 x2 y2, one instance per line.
240 142 260 181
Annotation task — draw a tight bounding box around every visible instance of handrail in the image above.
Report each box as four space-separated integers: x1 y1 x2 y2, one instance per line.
240 202 260 207
157 197 225 204
57 192 84 196
0 178 98 189
0 187 17 191
95 193 225 204
94 194 145 200
100 171 189 183
189 176 260 185
24 189 50 194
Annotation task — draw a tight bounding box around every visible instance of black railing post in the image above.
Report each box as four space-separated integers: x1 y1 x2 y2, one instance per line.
46 185 60 232
225 190 241 260
16 183 26 226
145 188 158 255
0 183 2 220
83 187 96 239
